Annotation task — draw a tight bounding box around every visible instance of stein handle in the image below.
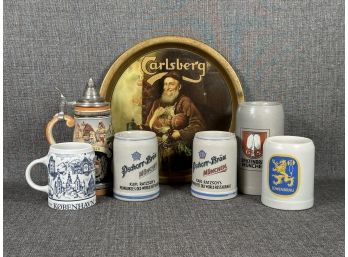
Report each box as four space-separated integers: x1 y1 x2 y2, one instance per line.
45 114 75 145
25 156 49 193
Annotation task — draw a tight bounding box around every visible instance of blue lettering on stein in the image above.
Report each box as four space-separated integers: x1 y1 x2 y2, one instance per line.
122 153 157 178
269 156 299 196
192 154 226 172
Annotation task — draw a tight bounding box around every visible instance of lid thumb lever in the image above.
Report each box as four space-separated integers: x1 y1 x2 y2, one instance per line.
54 87 76 119
55 87 67 120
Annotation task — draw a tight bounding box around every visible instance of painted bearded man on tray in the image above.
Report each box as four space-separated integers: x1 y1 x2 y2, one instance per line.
145 71 206 161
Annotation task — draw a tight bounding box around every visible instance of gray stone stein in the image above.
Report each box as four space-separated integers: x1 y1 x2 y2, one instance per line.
236 102 284 195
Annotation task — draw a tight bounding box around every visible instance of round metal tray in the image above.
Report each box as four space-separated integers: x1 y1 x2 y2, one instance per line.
100 36 244 184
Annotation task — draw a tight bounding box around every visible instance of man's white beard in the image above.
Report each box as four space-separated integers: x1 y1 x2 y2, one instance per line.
161 90 180 104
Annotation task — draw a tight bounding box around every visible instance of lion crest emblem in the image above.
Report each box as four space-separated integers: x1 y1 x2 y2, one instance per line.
269 156 299 196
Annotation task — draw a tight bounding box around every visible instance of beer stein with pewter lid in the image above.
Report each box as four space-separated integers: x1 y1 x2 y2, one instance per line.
46 78 113 196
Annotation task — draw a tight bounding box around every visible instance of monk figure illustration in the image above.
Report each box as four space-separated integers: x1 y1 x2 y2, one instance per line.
145 72 206 170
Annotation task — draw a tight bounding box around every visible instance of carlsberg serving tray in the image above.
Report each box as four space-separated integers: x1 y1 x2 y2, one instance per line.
100 36 244 184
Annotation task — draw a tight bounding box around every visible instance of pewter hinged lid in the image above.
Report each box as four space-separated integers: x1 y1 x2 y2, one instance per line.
76 78 110 107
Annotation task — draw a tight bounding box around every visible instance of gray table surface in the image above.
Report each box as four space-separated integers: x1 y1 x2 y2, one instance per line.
4 177 344 257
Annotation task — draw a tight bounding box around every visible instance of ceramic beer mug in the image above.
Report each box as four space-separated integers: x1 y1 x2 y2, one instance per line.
46 79 113 196
261 136 315 210
113 130 160 201
236 101 284 195
191 131 237 200
25 142 96 210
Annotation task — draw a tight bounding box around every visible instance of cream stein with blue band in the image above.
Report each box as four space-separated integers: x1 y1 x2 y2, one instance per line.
191 131 237 200
113 131 160 201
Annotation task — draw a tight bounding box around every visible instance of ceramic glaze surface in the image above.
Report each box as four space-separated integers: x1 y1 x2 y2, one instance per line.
191 131 237 200
47 151 96 210
25 142 96 210
113 131 159 201
73 116 113 191
261 136 315 210
236 102 284 195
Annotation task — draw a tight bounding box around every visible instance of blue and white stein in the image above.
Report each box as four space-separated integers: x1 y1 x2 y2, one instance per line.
25 142 96 210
